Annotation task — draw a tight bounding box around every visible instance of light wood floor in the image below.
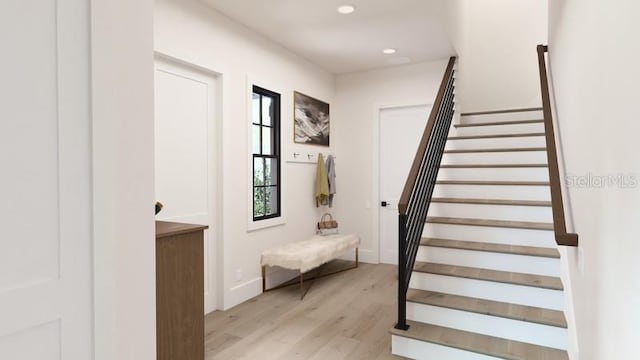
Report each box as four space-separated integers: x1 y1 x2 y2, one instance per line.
204 262 407 360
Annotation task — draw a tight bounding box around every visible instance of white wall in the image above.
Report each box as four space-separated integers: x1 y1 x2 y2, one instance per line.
333 60 450 264
91 0 156 359
548 1 640 359
446 0 548 112
154 0 336 309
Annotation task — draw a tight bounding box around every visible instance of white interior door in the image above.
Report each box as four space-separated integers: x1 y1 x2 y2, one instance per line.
379 105 430 264
0 0 93 358
154 57 219 313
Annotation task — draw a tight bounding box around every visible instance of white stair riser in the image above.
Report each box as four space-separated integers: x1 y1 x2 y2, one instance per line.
461 111 543 124
451 123 544 137
416 246 561 277
406 303 568 350
422 223 557 248
437 168 549 182
428 202 552 222
392 335 501 360
445 136 545 150
442 151 547 165
433 184 551 201
410 272 564 310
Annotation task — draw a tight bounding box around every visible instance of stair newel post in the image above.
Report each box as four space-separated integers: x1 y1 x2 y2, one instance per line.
395 212 410 331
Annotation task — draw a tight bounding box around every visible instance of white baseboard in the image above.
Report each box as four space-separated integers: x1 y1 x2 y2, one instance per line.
357 248 378 264
224 248 376 310
333 248 377 264
224 277 261 310
264 267 299 289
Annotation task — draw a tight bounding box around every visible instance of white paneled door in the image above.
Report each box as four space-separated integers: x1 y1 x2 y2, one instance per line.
379 105 430 264
154 56 219 313
0 0 93 359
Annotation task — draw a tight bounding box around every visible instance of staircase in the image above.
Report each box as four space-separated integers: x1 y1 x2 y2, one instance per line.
391 108 570 360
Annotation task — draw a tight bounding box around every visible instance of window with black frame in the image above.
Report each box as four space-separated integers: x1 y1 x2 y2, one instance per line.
252 86 281 221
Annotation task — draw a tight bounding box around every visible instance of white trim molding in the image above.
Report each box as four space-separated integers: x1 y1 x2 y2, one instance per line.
246 75 288 232
371 100 433 264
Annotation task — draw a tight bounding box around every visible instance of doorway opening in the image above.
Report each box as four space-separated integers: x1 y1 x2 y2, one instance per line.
154 55 222 313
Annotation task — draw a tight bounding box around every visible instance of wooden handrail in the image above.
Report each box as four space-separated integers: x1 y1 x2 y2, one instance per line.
536 45 578 247
398 56 457 215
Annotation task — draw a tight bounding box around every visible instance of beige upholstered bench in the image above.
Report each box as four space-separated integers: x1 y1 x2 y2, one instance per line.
261 234 359 299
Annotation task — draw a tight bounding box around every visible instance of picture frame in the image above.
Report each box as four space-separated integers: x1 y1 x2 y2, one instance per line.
293 91 330 146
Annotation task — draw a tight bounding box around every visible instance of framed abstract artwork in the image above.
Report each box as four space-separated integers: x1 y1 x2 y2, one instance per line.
294 91 330 146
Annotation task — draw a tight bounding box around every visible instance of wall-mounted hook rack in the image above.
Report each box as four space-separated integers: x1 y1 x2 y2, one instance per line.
286 152 336 164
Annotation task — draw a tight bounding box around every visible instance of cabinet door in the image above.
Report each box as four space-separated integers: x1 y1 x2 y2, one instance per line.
156 233 205 360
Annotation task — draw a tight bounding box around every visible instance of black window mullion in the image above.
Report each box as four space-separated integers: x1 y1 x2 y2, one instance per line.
262 157 267 217
259 95 263 155
274 105 279 155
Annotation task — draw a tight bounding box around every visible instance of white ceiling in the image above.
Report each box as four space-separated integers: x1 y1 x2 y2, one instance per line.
201 0 454 74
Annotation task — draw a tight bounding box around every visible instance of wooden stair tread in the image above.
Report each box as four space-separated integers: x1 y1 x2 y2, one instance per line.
440 163 547 168
413 262 564 290
426 217 554 231
406 289 567 328
461 107 543 116
436 180 550 186
420 238 560 259
454 119 543 128
444 147 546 153
448 132 545 140
431 197 551 207
390 321 569 360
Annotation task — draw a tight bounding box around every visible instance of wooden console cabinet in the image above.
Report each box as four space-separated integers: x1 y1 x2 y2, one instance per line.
156 221 208 360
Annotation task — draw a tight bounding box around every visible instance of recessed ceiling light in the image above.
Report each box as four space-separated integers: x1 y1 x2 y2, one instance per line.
383 48 397 55
337 5 356 14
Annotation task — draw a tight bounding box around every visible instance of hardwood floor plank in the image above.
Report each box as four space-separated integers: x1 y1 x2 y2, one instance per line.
308 336 360 360
430 197 552 207
444 147 546 153
440 163 548 168
205 263 399 360
204 332 242 355
435 180 550 186
421 238 560 258
390 321 569 360
426 216 554 230
461 107 543 116
406 289 567 328
413 262 564 290
454 119 544 128
348 309 406 360
448 132 545 140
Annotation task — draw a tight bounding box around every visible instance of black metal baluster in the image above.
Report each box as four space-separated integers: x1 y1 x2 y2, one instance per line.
396 59 456 329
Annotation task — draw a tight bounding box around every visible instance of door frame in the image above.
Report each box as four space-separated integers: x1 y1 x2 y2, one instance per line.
153 52 223 313
371 101 432 264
